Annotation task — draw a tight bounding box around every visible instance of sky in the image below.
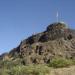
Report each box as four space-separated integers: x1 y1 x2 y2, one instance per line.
0 0 75 54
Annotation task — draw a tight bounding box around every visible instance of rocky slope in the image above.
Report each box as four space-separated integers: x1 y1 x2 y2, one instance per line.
0 22 75 64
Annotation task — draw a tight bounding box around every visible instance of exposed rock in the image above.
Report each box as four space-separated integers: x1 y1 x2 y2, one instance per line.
0 22 75 64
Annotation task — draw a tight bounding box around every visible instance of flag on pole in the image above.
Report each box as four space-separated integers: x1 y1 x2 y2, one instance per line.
56 11 58 17
56 11 58 22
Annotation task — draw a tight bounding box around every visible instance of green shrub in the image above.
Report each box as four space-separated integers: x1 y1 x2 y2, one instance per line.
9 65 50 75
49 58 75 68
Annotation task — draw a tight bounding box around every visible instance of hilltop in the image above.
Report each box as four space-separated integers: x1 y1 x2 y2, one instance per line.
0 22 75 65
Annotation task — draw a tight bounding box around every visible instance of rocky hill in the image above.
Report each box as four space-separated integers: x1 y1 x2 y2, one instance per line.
0 22 75 64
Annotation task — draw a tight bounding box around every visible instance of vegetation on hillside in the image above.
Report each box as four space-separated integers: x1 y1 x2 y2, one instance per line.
0 58 75 75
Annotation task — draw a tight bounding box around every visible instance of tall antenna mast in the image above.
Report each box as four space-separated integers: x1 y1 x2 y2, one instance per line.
56 11 59 22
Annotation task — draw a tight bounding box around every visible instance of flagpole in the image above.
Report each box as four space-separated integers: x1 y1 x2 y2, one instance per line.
56 11 58 22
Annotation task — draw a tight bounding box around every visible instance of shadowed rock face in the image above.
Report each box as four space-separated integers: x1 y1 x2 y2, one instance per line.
0 22 75 64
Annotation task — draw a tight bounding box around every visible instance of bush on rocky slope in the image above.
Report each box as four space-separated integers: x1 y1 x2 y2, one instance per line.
48 58 75 68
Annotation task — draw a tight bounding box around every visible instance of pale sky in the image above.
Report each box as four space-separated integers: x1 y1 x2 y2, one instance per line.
0 0 75 54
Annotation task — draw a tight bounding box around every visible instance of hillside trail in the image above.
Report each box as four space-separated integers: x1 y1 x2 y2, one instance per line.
49 66 75 75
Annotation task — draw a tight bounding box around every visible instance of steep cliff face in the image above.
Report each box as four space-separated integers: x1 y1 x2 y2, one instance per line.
0 22 75 64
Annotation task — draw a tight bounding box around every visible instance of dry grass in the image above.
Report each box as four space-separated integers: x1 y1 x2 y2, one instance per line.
50 66 75 75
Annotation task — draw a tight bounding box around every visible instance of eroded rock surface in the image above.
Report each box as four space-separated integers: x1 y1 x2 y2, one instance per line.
0 22 75 64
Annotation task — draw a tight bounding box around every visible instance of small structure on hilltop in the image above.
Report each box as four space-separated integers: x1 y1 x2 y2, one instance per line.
47 22 68 32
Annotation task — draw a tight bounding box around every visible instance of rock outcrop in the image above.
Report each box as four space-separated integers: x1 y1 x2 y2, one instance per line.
0 22 75 64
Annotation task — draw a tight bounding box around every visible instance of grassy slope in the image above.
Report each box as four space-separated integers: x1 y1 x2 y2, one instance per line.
0 58 75 75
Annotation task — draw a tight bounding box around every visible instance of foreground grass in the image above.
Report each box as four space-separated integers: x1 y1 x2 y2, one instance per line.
0 58 75 75
0 64 50 75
